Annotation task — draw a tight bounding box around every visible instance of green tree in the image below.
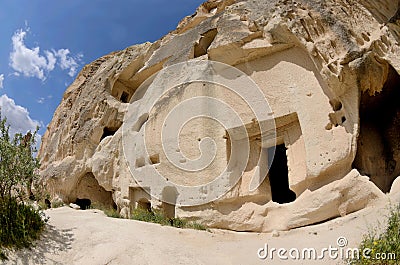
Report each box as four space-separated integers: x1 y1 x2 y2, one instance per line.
0 117 40 200
0 115 45 260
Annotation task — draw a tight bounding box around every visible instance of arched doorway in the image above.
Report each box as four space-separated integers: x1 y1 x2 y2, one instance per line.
353 65 400 192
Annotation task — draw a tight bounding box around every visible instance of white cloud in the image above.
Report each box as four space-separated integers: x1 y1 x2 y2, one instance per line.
10 30 55 80
45 51 57 72
9 28 83 80
37 97 45 104
0 94 42 150
0 74 4 89
54 49 82 77
37 94 52 104
0 94 41 134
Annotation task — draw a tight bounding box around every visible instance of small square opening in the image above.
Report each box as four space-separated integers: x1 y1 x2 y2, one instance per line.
149 154 160 165
135 157 145 168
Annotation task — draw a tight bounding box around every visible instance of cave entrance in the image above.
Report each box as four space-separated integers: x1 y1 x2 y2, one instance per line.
353 66 400 193
137 198 151 211
129 186 151 212
74 172 114 209
268 144 296 204
100 126 119 141
120 91 130 103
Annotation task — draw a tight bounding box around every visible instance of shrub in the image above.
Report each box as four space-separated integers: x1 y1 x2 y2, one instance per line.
103 208 122 218
131 207 207 230
0 198 46 247
0 197 46 260
51 200 64 208
0 118 40 201
131 207 167 225
185 222 207 231
0 115 44 260
349 205 400 264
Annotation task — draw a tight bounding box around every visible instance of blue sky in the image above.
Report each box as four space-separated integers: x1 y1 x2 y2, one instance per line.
0 0 204 145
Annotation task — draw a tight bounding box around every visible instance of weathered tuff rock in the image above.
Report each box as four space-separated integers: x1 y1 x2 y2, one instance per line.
39 0 400 232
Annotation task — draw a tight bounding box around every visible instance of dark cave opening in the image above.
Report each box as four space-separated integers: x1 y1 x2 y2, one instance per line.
100 127 119 141
352 66 400 193
75 198 91 210
120 91 130 103
73 172 115 210
268 144 296 204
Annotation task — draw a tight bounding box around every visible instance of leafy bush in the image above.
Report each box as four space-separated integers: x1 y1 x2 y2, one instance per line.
0 119 40 201
131 208 166 224
0 115 45 260
131 207 207 230
103 208 122 218
185 222 208 231
0 198 46 250
51 200 64 209
350 205 400 264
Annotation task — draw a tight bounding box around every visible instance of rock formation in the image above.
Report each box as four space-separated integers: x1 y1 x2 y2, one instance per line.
39 0 400 232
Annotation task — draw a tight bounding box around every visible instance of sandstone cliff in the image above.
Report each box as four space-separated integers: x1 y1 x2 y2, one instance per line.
39 0 400 232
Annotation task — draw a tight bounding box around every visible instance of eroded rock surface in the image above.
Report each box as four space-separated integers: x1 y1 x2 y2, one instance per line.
39 0 400 232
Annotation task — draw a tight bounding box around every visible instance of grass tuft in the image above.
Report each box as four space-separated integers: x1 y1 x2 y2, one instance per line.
349 205 400 264
131 207 207 231
91 203 208 230
51 200 64 209
91 202 122 218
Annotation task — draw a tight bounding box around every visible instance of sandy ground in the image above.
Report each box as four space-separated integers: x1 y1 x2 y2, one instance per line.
5 194 399 265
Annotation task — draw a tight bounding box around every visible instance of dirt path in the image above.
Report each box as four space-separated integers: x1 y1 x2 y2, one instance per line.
5 196 397 265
